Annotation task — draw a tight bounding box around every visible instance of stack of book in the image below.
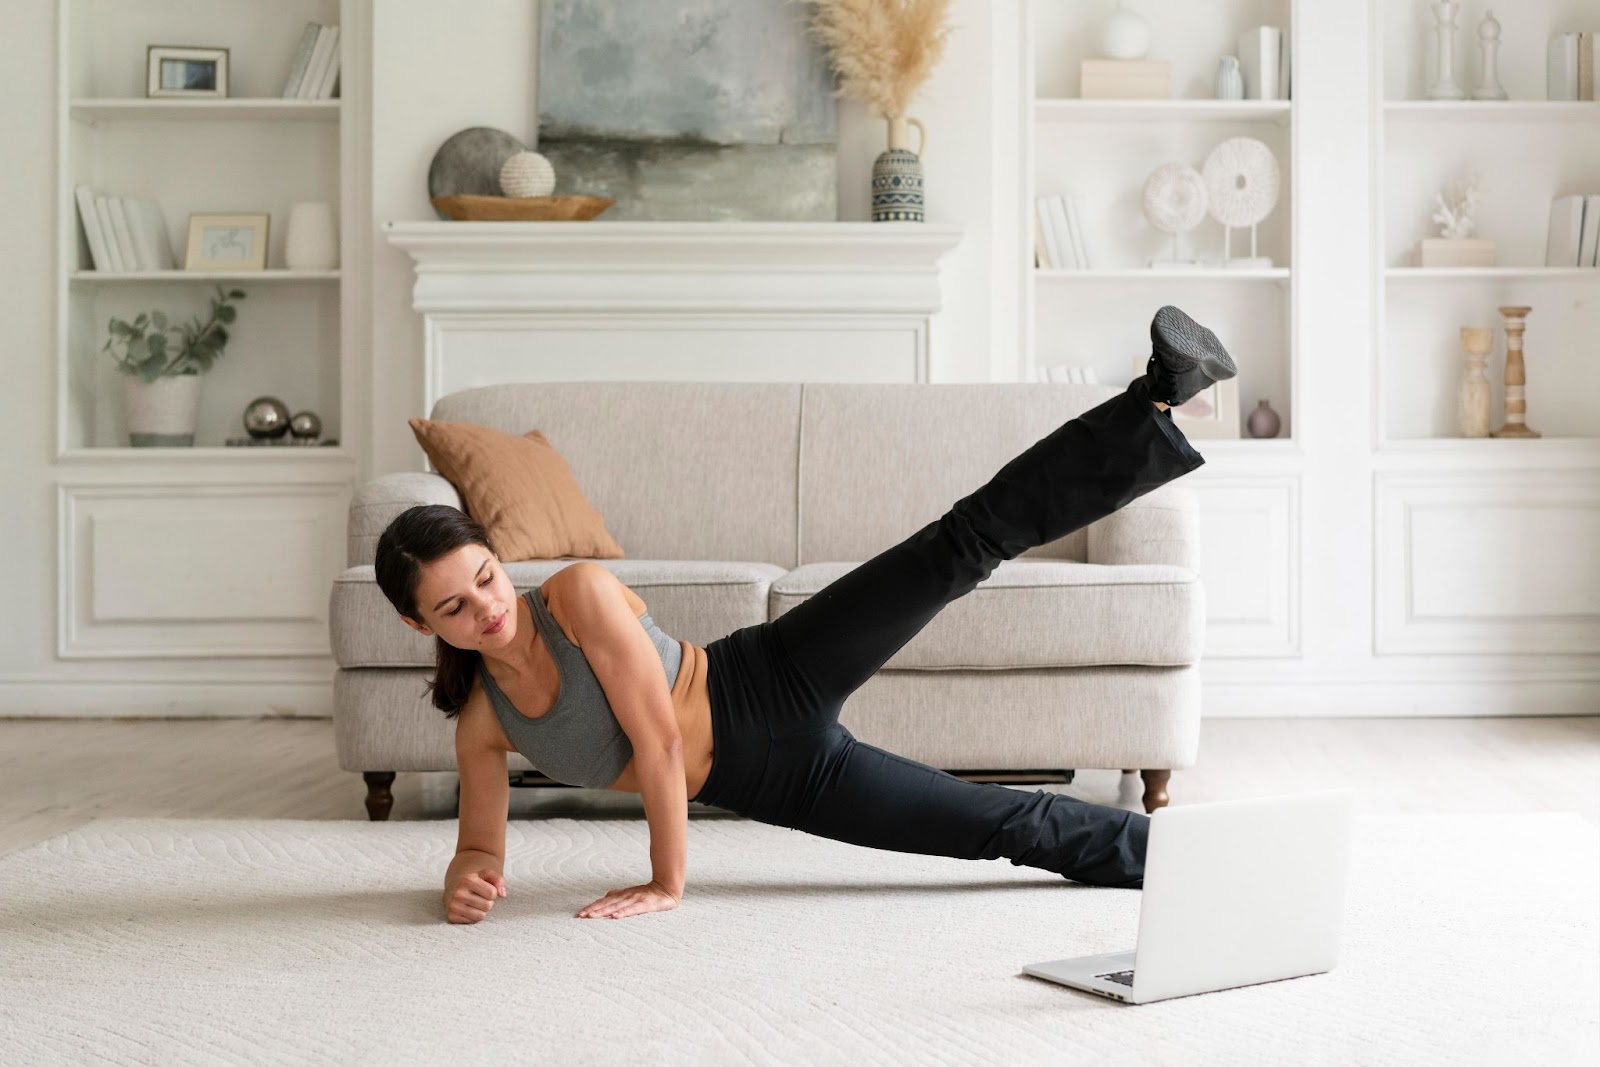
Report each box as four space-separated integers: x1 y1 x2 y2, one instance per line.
1547 194 1600 267
281 22 342 99
1035 363 1101 384
1033 193 1092 270
74 186 175 272
1548 32 1597 101
1238 25 1290 100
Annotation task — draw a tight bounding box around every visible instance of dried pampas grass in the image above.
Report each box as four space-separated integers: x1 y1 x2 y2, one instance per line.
791 0 953 119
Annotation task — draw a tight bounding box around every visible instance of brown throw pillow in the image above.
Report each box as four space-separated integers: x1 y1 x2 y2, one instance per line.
407 417 624 562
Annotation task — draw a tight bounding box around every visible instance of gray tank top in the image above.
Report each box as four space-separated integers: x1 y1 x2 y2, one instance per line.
478 587 684 789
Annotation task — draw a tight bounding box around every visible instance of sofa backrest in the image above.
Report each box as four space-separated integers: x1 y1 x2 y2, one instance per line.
430 380 1125 567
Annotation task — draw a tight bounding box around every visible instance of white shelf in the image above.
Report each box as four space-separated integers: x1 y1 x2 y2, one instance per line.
1036 267 1290 283
1035 99 1292 125
71 270 341 284
58 446 356 463
69 98 340 124
1386 267 1600 281
1383 101 1600 124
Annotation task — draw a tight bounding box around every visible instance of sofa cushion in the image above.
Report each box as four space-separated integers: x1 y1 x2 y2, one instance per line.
330 560 787 668
769 559 1203 669
407 417 625 561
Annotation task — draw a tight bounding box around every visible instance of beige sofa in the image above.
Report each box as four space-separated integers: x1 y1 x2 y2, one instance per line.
330 382 1205 820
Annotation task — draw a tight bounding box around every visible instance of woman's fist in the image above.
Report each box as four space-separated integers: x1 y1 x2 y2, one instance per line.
446 869 507 924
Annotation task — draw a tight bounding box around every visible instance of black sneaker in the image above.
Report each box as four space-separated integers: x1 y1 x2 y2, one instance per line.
1144 305 1237 406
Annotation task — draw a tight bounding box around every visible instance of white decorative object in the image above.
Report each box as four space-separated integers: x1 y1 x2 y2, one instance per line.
1426 0 1465 100
284 201 338 270
1472 10 1509 101
1201 137 1280 269
1415 172 1495 266
1215 55 1244 100
1141 162 1208 268
498 150 557 198
1431 172 1482 239
1100 2 1151 60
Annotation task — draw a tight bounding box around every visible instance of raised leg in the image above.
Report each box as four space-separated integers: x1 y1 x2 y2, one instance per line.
770 376 1205 718
363 771 395 821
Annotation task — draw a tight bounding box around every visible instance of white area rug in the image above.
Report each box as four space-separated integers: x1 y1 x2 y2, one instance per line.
1 812 1596 1066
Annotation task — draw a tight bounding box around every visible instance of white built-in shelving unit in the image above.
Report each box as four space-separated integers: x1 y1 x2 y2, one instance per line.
56 0 365 459
1020 0 1296 453
51 0 368 669
1375 0 1600 455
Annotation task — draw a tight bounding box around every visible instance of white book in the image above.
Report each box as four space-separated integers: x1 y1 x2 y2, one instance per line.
281 22 321 98
1066 195 1090 270
1239 26 1283 100
141 197 177 269
1280 25 1292 99
1580 194 1600 269
107 197 142 271
94 196 125 272
1047 195 1077 270
1035 198 1058 269
1046 364 1071 383
313 26 341 99
125 197 175 271
1081 365 1099 384
1032 199 1052 268
1549 32 1579 100
1546 194 1586 266
116 196 156 270
299 24 335 101
74 185 112 271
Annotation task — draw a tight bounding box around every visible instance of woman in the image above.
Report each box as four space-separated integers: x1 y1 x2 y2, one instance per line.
376 304 1235 925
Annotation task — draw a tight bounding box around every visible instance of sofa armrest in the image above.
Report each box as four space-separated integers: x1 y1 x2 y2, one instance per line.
1085 482 1199 570
347 472 464 568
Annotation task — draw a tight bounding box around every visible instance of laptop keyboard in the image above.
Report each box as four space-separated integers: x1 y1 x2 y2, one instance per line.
1096 970 1135 987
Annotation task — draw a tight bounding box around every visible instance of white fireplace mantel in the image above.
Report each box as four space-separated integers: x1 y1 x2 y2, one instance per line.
385 221 964 407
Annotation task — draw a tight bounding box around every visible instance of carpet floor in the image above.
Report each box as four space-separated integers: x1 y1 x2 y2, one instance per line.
1 811 1595 1065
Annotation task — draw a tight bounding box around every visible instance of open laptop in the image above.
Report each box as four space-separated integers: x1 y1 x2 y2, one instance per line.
1023 787 1355 1004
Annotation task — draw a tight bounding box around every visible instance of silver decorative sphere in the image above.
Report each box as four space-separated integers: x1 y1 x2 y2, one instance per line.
289 410 323 439
243 396 291 439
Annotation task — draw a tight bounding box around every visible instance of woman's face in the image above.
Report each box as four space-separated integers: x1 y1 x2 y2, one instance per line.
401 543 520 651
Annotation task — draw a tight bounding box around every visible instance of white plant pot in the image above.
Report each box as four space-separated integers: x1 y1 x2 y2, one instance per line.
284 201 339 270
124 373 202 447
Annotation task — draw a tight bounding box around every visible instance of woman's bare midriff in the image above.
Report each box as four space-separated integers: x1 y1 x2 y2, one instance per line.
478 584 715 801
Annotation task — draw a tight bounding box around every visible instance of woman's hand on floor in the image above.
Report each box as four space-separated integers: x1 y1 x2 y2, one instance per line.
445 869 507 924
577 880 680 919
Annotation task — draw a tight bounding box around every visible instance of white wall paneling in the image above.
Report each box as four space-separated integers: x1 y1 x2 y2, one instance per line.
1194 478 1301 659
58 482 350 658
1375 470 1600 657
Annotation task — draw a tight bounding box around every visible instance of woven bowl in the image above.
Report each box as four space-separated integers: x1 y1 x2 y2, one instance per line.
429 194 614 222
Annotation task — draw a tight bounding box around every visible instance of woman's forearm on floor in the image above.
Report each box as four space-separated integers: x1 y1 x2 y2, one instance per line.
638 744 688 898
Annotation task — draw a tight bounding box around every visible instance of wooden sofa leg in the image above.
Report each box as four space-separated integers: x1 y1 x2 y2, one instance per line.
363 771 396 821
1140 769 1171 813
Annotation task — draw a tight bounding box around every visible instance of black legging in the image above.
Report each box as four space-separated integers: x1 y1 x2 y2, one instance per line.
692 375 1206 889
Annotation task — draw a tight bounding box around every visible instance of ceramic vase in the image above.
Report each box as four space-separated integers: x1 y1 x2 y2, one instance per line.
1456 326 1492 437
1215 56 1244 100
124 373 202 446
871 116 926 222
1246 398 1281 438
284 201 339 270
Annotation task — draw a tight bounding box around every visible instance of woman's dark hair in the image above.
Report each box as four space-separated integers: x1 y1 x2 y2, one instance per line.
374 504 495 719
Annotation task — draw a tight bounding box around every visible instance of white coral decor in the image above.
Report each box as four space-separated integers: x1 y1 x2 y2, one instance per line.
499 151 556 198
1431 173 1482 239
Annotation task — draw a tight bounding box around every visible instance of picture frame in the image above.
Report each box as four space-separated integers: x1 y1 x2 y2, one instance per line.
1130 355 1241 439
146 46 230 98
184 213 269 271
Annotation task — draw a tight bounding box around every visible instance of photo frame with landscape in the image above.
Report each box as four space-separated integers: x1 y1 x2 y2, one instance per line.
146 45 229 98
184 213 268 271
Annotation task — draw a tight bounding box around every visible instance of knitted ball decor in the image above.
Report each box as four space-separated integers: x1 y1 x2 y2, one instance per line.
499 151 557 198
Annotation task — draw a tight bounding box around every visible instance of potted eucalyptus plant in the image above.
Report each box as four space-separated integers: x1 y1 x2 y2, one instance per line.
102 286 245 446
